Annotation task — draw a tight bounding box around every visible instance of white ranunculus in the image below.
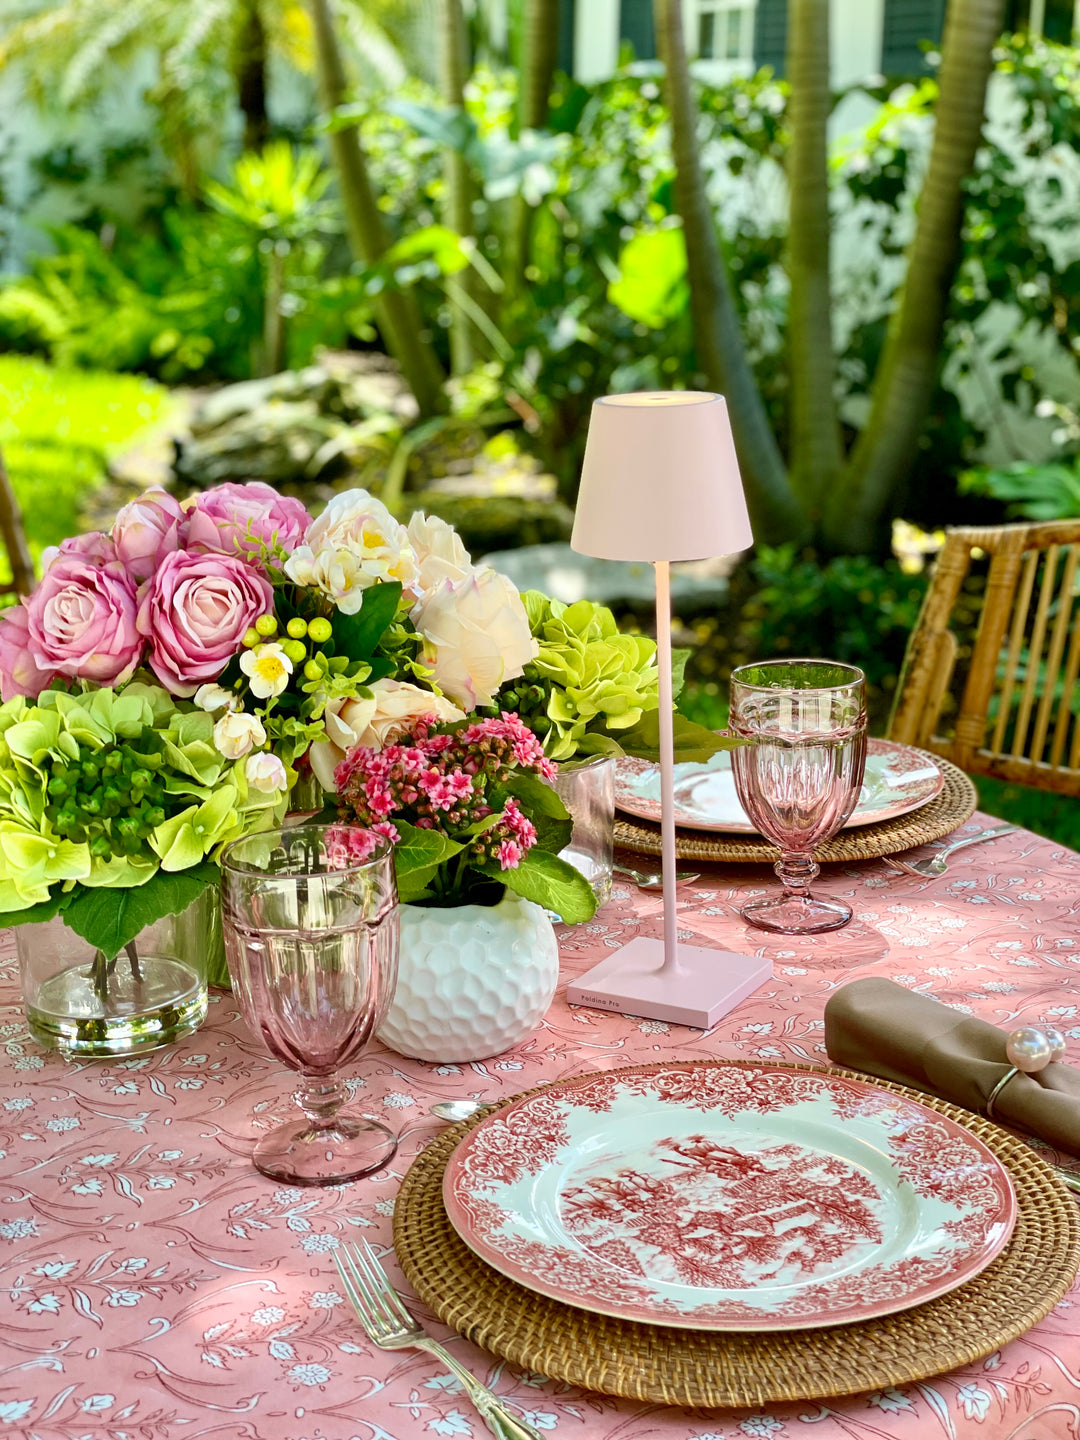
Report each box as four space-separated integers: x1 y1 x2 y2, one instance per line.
284 489 417 609
411 568 538 709
406 511 473 596
195 683 237 713
245 751 288 793
214 710 267 759
307 681 464 791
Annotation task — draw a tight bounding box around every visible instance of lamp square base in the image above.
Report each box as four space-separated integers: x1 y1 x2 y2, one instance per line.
566 935 772 1029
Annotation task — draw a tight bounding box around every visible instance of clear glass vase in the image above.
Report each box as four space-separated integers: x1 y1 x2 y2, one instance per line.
17 887 218 1057
552 754 615 907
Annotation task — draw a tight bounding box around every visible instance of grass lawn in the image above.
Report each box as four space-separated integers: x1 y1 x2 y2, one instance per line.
0 355 172 567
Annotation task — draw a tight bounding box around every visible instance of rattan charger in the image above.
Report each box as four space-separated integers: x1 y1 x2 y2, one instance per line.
613 750 977 864
394 1059 1080 1410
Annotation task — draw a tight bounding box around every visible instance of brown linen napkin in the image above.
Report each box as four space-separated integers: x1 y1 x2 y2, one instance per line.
824 976 1080 1156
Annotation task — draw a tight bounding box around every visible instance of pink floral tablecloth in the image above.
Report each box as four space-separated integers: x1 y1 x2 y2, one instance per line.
4 814 1080 1440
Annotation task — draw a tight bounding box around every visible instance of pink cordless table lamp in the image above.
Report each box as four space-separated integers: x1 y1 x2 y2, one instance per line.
566 391 770 1027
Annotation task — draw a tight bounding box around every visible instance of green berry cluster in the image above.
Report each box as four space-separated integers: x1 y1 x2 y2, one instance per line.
241 613 335 673
479 676 549 734
45 727 168 858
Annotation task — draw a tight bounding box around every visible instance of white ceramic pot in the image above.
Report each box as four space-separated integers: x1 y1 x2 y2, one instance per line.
377 891 559 1063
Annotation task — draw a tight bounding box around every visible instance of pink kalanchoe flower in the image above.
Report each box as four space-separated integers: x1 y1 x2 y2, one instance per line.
25 554 142 686
495 839 523 870
324 825 381 869
136 548 273 697
0 603 58 700
112 486 186 583
186 482 312 562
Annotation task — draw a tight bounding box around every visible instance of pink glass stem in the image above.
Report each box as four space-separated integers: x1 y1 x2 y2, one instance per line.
776 852 819 897
293 1077 348 1127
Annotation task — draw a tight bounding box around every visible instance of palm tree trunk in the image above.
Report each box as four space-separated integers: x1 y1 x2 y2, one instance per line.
309 0 446 416
822 0 1007 553
518 0 559 132
786 0 842 516
506 0 559 291
653 0 806 544
235 0 269 153
439 0 479 374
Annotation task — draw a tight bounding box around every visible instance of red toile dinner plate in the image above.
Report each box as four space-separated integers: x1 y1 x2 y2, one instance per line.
442 1063 1016 1332
614 737 945 834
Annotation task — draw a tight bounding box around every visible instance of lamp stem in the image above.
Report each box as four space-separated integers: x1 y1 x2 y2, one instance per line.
654 559 679 974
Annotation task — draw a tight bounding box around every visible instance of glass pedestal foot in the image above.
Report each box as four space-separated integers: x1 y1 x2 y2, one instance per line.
253 1113 397 1186
741 893 853 934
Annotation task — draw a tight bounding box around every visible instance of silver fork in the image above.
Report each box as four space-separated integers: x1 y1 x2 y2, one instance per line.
882 824 1017 879
334 1239 544 1440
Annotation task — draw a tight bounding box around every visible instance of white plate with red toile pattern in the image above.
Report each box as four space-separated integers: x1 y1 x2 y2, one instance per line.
442 1064 1016 1332
613 737 944 834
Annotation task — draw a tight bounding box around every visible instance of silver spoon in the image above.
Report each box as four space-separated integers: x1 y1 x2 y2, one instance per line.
614 865 701 890
431 1099 484 1123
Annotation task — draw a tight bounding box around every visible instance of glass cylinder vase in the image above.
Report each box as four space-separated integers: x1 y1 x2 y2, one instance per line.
552 754 615 907
18 887 217 1058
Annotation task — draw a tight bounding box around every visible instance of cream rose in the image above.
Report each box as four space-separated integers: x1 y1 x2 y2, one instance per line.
284 489 417 612
213 710 267 759
245 752 288 793
406 511 473 596
308 680 465 791
411 568 538 710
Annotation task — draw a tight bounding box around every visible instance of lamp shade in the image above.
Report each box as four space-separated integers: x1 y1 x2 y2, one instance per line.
571 391 753 562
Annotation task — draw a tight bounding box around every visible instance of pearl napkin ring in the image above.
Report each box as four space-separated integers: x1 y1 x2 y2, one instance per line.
985 1026 1067 1120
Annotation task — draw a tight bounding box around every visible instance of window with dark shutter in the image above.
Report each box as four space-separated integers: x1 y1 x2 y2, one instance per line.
881 0 947 76
753 0 788 75
619 0 657 60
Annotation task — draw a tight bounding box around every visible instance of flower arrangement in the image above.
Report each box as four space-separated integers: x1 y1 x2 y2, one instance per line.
0 481 545 963
334 713 595 922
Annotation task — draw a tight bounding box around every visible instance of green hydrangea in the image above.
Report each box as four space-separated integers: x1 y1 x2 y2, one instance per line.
503 594 661 762
0 686 284 913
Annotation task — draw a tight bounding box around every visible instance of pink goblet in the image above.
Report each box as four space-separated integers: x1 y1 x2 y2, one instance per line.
730 659 867 934
221 824 399 1185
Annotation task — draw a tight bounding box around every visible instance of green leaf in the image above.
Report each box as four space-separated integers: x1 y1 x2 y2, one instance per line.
384 99 479 159
608 226 689 329
618 710 750 763
0 893 66 929
483 849 596 924
393 819 465 904
671 647 691 700
334 582 402 661
499 771 572 855
59 862 220 961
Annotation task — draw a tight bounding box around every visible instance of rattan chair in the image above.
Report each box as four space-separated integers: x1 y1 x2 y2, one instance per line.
889 520 1080 795
0 446 35 598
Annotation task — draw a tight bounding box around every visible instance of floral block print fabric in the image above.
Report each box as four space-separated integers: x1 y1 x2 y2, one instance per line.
2 815 1080 1440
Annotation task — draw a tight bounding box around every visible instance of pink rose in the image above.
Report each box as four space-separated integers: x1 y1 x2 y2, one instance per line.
0 603 59 700
137 549 273 696
26 556 141 686
41 531 119 573
186 482 311 561
112 487 185 582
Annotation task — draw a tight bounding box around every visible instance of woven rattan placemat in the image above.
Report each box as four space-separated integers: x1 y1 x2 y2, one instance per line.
613 752 978 864
394 1060 1080 1410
